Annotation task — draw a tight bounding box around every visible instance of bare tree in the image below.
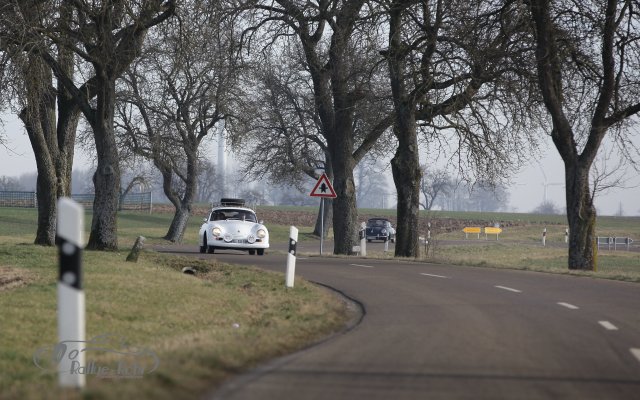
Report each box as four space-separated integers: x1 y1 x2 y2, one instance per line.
1 0 175 250
0 1 80 245
528 0 640 270
532 200 561 215
419 167 451 210
237 50 335 237
0 175 23 190
238 0 395 254
382 0 539 257
196 160 218 204
116 2 239 242
356 156 392 209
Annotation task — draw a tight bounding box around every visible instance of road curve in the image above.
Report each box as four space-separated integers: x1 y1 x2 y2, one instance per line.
155 245 640 399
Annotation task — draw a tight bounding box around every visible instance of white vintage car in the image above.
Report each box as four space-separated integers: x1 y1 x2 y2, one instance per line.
198 199 269 255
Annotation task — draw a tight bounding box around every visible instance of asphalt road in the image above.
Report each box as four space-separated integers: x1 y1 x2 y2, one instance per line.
155 243 640 399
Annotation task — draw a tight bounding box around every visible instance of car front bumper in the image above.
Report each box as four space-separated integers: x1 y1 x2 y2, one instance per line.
366 234 389 241
207 237 269 249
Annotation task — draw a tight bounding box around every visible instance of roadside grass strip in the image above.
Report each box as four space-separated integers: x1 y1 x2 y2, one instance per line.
0 245 349 400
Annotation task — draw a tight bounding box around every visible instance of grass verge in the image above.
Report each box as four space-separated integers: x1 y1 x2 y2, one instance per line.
0 223 351 399
422 241 640 282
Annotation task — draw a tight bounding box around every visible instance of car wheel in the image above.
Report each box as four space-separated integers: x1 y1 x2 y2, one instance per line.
367 239 371 243
391 236 395 243
248 249 256 255
207 245 215 254
257 249 264 256
199 235 207 253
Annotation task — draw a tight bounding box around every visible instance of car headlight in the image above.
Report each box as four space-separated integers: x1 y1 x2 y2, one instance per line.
212 227 221 237
257 229 266 239
381 229 387 234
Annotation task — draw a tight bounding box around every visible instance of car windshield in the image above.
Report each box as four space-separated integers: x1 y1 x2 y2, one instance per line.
210 209 257 222
367 219 387 227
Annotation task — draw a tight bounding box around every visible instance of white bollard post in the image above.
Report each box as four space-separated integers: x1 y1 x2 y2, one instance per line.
360 222 367 257
384 238 389 252
286 226 298 288
565 228 568 244
57 198 86 388
542 227 547 246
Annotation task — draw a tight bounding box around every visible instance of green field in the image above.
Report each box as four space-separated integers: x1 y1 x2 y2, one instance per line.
0 208 352 400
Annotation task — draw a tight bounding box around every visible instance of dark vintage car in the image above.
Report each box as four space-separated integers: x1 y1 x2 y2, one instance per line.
365 218 396 242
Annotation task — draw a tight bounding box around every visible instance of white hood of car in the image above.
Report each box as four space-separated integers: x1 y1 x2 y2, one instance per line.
215 220 262 236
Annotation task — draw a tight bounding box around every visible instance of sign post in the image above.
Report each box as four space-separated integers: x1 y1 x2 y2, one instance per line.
309 173 337 255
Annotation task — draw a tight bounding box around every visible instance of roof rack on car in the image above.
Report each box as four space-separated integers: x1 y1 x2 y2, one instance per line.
219 198 246 207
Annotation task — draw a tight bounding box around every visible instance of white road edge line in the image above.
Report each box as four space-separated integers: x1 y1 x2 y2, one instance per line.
598 321 619 331
631 348 640 364
494 285 522 293
557 302 580 310
420 273 449 279
349 264 374 268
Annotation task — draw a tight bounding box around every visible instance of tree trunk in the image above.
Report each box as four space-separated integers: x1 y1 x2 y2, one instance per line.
162 152 198 243
313 198 333 238
330 136 358 255
391 112 421 258
165 206 191 243
20 95 58 245
387 3 422 259
18 54 77 246
87 79 120 251
565 162 597 270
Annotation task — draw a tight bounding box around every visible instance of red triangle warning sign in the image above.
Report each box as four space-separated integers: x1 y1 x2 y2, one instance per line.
309 173 337 198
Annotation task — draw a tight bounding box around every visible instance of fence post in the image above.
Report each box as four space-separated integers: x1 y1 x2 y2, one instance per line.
542 227 547 246
56 198 86 388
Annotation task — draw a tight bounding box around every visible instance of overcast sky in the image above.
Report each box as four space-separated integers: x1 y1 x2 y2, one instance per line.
2 113 639 216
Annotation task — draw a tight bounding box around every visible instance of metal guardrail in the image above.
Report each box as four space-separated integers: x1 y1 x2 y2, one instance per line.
0 191 152 213
597 236 634 251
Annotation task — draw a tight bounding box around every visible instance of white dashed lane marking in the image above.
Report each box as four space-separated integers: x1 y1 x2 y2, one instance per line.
557 302 580 310
420 273 449 279
598 321 619 331
349 264 375 268
630 349 640 364
494 285 522 293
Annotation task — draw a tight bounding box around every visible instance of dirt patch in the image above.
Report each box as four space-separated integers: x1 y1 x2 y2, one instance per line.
0 266 34 291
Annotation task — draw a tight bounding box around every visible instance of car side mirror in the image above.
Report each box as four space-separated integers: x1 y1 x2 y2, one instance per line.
259 220 264 224
203 218 208 223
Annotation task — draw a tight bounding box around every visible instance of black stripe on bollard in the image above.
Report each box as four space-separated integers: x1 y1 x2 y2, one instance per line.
288 238 297 256
58 238 83 290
